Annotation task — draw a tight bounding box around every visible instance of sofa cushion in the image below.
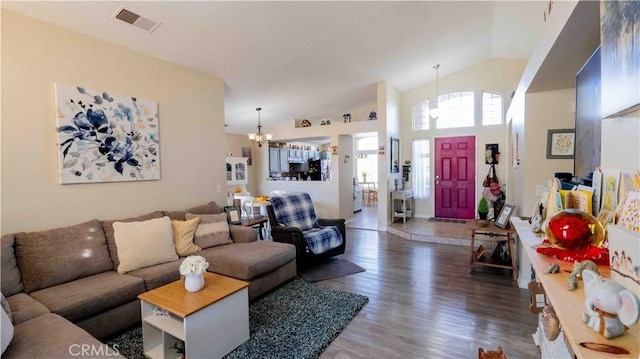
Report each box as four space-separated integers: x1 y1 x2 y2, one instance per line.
5 293 50 325
164 201 220 220
126 259 183 291
186 213 233 249
113 216 178 274
171 217 202 256
3 313 124 359
14 219 113 293
201 241 295 281
101 211 164 270
29 271 145 323
229 225 258 244
1 234 23 297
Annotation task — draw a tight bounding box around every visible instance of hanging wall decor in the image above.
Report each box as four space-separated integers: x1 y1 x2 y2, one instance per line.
55 84 160 184
600 1 640 118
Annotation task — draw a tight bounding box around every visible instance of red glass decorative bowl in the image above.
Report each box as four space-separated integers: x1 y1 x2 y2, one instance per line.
545 209 605 251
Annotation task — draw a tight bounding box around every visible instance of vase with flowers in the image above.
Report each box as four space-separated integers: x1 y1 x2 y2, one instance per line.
179 255 209 292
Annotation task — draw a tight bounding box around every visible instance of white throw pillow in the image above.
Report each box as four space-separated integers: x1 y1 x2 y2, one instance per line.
113 216 178 274
0 303 13 355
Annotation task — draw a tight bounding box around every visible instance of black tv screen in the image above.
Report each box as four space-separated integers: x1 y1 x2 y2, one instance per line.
574 46 601 181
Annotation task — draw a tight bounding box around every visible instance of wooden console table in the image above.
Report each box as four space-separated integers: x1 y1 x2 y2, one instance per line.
512 217 639 359
391 189 414 223
467 219 517 281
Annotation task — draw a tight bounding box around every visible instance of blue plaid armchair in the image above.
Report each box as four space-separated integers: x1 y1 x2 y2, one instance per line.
266 193 345 271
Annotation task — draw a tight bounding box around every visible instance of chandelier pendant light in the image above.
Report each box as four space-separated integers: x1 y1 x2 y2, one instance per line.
248 107 272 148
429 64 440 119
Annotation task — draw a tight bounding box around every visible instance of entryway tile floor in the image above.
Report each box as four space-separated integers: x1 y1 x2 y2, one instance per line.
387 217 470 245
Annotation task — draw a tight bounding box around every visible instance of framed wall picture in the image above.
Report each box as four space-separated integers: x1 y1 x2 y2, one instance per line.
495 204 516 229
224 206 242 225
390 137 400 173
601 1 640 118
485 143 499 164
546 129 575 159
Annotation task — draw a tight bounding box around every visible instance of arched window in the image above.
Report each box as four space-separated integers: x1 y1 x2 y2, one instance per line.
435 91 474 129
482 91 503 125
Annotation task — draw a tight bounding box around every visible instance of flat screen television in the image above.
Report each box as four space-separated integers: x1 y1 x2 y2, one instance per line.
574 45 601 184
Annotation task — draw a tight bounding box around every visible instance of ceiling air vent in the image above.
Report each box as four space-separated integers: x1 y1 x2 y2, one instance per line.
113 7 161 33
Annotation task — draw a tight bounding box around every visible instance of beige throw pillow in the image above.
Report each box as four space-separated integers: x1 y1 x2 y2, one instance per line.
113 216 178 274
185 213 233 249
171 217 202 256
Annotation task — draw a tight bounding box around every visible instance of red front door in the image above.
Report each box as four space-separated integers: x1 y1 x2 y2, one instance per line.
434 135 476 219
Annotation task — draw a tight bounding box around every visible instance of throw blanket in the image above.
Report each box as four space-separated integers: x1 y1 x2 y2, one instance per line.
271 193 343 254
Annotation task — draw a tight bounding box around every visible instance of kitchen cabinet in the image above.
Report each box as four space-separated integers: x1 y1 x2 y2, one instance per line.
269 148 290 172
226 157 248 185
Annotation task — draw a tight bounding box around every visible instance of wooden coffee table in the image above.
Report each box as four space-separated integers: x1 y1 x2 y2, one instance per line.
138 272 249 359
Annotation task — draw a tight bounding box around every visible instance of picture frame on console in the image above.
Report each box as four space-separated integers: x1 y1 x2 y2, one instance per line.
224 206 242 225
495 204 515 229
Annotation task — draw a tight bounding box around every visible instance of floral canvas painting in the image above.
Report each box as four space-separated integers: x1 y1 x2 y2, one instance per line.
55 84 160 183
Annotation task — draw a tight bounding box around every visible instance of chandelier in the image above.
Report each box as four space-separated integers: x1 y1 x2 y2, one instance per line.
248 107 272 148
429 64 440 119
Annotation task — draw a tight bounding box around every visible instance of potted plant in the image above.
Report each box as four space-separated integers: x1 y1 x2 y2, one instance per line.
477 198 490 220
361 171 368 183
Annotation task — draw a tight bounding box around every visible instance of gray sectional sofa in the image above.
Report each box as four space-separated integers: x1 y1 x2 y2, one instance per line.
0 201 296 358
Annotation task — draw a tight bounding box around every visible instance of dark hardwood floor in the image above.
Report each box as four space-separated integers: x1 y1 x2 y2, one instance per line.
317 228 539 359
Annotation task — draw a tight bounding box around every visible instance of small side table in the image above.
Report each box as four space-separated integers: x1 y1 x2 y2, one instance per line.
467 219 517 281
236 215 269 240
391 189 414 223
138 272 249 359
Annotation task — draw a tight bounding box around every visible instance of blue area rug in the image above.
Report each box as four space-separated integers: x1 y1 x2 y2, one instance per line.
105 278 368 359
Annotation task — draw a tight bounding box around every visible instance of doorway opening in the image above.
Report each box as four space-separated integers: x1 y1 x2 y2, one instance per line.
350 134 378 230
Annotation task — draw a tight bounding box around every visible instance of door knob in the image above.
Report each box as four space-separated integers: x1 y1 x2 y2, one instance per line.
435 174 440 179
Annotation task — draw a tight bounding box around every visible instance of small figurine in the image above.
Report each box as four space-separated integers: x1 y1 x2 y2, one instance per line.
342 113 351 123
368 111 377 120
544 263 560 274
567 260 599 291
301 119 312 127
582 269 640 338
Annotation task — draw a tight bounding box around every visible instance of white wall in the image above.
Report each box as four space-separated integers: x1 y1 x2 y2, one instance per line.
380 81 400 228
400 59 527 218
1 10 227 234
601 112 640 169
520 88 576 215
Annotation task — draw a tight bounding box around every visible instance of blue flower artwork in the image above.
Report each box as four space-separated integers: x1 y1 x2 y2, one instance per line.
55 84 160 183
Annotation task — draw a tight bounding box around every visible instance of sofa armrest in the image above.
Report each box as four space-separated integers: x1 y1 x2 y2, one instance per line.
229 225 257 243
270 226 308 255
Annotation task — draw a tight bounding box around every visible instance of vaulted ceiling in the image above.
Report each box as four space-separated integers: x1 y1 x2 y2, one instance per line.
2 1 546 134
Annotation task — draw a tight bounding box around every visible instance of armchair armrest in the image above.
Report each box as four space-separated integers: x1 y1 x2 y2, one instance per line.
318 218 346 239
229 225 258 243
